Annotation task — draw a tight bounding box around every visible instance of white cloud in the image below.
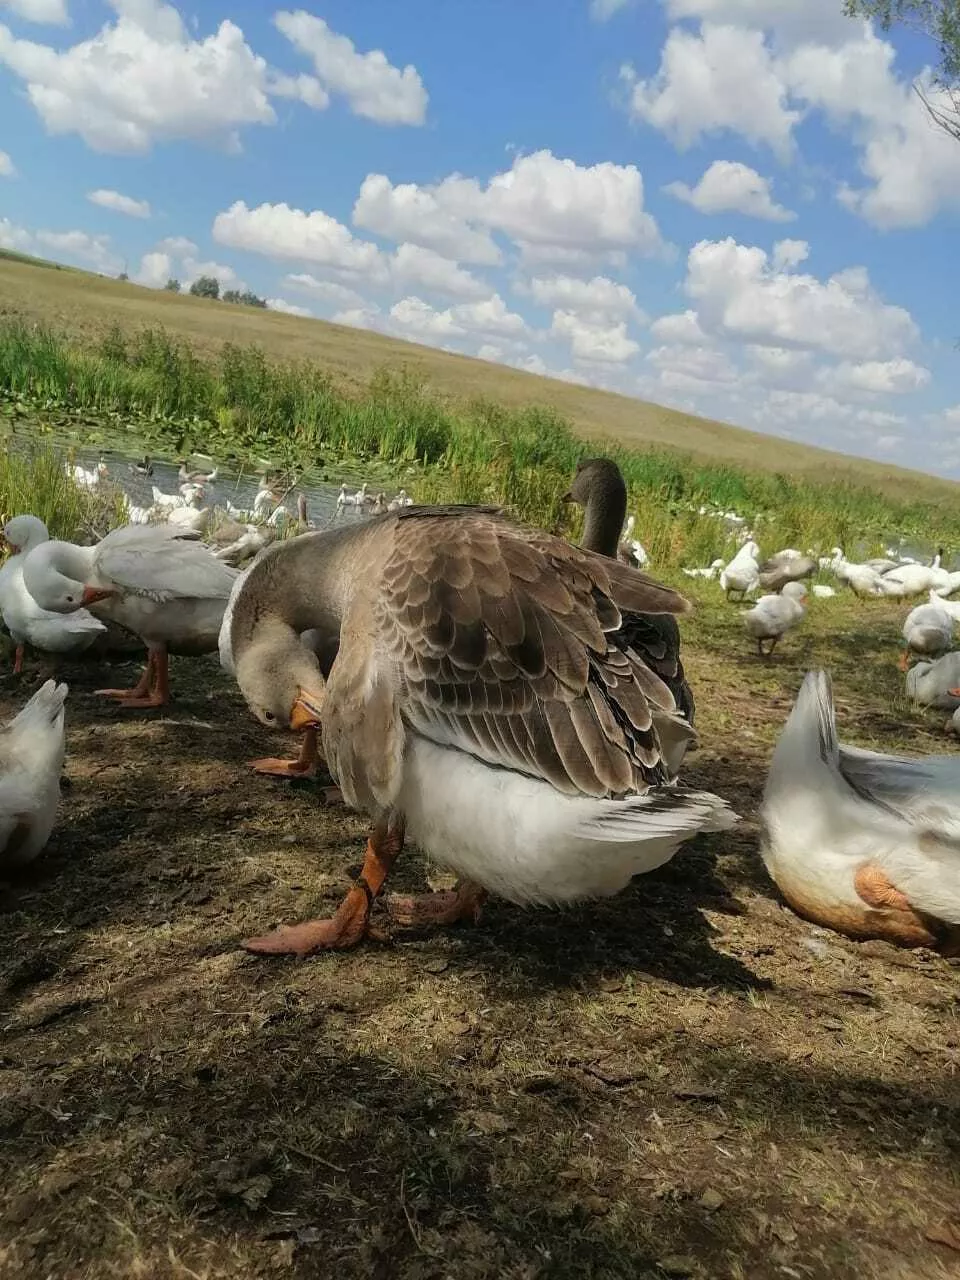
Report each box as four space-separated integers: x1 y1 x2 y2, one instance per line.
823 357 931 396
353 173 501 265
662 0 856 46
647 342 740 389
156 235 197 256
665 159 794 221
266 297 312 317
770 237 809 270
622 23 801 157
590 0 630 17
134 250 171 287
0 0 68 24
684 236 918 360
87 187 151 218
181 257 242 290
390 242 487 300
523 273 644 322
454 293 529 338
33 227 122 274
389 296 465 340
649 310 706 344
763 387 906 430
332 305 383 330
745 343 814 383
551 311 640 364
212 200 388 282
0 216 32 252
0 148 13 176
0 2 275 153
273 9 427 126
353 150 664 266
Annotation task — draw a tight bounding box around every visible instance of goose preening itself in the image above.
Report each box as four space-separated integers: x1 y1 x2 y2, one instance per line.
0 679 68 871
899 594 953 671
761 670 960 954
225 506 735 955
742 582 807 656
23 525 238 708
0 516 106 671
757 549 816 593
563 457 696 733
719 541 760 600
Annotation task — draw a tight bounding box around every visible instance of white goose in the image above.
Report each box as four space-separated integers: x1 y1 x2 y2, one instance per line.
337 483 370 509
762 669 960 954
387 489 413 511
719 540 759 599
742 582 807 656
223 508 735 956
22 524 238 708
899 594 954 670
0 516 106 671
617 515 648 568
905 653 960 709
66 457 108 489
0 679 68 871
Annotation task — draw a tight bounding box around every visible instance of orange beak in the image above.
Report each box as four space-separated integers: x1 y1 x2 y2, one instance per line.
290 687 324 730
949 688 960 698
80 585 116 606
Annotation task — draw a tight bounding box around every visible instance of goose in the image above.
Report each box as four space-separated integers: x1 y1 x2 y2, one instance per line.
830 550 888 598
617 514 648 569
899 595 953 670
152 483 193 512
933 571 960 598
0 679 68 871
372 492 387 515
879 561 940 598
682 559 725 580
337 483 370 509
224 506 735 955
742 582 807 657
0 516 106 670
129 455 153 478
178 460 218 485
757 549 816 593
22 525 238 708
296 493 315 531
166 502 211 534
212 523 273 566
761 669 960 954
719 540 760 600
67 457 108 489
386 488 413 511
904 653 960 710
563 457 696 736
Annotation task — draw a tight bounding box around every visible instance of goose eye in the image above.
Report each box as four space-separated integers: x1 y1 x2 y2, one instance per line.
65 595 75 604
264 711 276 723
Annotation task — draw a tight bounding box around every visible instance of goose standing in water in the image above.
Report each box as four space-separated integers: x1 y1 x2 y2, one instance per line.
226 506 734 956
563 458 696 733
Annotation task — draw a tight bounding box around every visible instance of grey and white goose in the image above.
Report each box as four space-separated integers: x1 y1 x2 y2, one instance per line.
563 458 696 734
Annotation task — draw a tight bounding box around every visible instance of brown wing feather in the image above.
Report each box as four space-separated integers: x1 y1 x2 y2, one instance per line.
364 509 692 798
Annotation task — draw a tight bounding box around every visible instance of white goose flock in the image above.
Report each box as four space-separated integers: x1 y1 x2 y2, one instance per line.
2 450 959 963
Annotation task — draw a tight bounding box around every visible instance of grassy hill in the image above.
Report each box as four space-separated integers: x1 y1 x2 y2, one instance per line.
0 250 952 503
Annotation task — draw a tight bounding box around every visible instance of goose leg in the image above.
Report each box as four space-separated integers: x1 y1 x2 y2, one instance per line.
386 880 488 929
897 648 911 672
12 644 24 675
250 727 319 778
244 817 405 955
117 646 171 709
95 650 156 700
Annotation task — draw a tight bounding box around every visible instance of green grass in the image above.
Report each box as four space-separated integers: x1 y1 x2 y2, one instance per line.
1 318 958 567
0 440 129 542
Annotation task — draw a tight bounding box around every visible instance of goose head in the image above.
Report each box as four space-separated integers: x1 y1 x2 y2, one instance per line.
21 541 100 612
2 514 49 556
234 617 326 732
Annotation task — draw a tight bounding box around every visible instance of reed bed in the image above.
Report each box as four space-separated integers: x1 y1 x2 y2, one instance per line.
1 318 957 567
0 442 128 543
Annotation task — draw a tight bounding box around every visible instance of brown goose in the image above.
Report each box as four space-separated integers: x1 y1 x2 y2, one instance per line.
224 505 734 955
563 458 696 732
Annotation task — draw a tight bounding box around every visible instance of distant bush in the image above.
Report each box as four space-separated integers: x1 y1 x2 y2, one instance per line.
223 289 267 309
164 278 181 293
189 275 220 300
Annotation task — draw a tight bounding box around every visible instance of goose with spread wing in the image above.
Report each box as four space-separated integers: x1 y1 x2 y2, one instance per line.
22 524 238 708
225 505 735 956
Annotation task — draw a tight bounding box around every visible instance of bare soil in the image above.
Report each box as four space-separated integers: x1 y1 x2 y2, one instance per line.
0 591 958 1280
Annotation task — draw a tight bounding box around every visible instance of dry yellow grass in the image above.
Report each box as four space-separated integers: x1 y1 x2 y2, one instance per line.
1 251 954 504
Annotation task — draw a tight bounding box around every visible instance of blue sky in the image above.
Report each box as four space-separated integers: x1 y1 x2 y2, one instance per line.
1 0 959 476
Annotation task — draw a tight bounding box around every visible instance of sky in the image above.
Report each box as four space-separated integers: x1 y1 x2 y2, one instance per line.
1 0 959 477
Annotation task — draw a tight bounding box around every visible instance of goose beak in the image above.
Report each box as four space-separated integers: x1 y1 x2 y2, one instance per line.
290 688 324 730
80 585 116 606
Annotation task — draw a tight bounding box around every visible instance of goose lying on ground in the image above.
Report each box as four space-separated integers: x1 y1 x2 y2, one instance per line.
225 505 735 955
761 669 960 953
905 652 960 709
23 525 238 708
0 679 68 871
899 595 954 670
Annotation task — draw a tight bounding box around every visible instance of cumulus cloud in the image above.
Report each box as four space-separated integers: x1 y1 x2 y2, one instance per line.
213 200 388 282
822 357 931 397
354 150 664 265
87 187 151 218
522 273 645 322
134 250 172 287
27 226 123 274
646 342 740 390
389 296 466 340
387 292 531 346
0 216 32 252
664 159 794 221
156 235 198 256
266 297 312 317
684 236 918 360
649 310 707 344
551 311 640 364
283 274 367 310
390 242 488 300
0 1 275 153
0 0 68 24
622 24 801 157
0 149 13 176
661 0 856 46
273 9 427 126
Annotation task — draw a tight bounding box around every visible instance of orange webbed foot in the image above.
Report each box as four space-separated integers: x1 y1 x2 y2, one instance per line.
386 881 488 929
249 756 317 779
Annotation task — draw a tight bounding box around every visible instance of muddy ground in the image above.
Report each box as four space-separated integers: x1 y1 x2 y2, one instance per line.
0 590 958 1280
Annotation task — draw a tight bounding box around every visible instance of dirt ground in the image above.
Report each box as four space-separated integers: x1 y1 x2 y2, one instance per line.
0 590 958 1280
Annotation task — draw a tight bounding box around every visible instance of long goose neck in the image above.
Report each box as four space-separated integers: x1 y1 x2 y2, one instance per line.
580 474 628 559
